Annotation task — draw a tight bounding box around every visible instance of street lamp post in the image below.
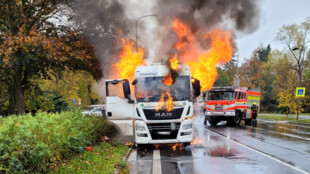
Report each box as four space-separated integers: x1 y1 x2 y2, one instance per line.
135 14 157 51
291 46 307 120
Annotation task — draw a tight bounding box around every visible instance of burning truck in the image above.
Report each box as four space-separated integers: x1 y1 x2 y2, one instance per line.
104 19 235 145
105 59 200 146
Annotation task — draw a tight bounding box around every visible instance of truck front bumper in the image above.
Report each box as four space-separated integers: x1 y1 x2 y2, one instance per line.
205 111 235 117
135 119 193 144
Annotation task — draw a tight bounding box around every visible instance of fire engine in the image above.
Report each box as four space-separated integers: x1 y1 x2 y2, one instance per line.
202 86 260 126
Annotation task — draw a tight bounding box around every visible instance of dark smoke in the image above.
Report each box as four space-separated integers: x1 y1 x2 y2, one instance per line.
155 0 259 33
68 0 134 77
68 0 260 75
153 0 260 59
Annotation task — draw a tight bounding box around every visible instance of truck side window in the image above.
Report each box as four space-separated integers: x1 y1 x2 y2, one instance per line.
107 82 125 99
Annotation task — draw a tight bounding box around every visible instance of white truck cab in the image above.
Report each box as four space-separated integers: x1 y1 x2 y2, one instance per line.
105 63 200 145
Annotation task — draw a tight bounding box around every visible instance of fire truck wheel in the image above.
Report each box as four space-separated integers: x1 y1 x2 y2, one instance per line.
203 117 208 125
227 115 241 126
245 119 252 125
208 117 220 126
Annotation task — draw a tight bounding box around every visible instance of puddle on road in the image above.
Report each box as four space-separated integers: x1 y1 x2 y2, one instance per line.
207 146 237 157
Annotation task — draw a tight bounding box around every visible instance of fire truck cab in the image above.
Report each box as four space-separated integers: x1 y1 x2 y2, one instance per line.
202 87 260 126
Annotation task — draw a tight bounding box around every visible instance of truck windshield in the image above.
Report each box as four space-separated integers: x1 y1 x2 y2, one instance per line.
207 91 234 100
135 76 191 102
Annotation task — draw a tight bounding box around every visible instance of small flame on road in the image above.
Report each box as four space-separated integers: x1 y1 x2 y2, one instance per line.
191 138 204 145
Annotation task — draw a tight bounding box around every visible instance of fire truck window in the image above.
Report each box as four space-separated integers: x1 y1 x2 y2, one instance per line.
242 93 246 99
237 92 241 99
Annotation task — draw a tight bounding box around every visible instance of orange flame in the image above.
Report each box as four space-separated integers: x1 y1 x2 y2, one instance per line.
162 73 173 86
191 138 204 145
156 88 173 112
169 54 179 70
173 19 193 49
155 55 178 111
114 39 145 80
172 19 234 91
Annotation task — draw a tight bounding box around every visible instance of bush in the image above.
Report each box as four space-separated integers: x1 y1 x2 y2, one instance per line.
0 111 115 173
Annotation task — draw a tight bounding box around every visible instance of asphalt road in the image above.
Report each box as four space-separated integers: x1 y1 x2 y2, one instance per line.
127 113 310 174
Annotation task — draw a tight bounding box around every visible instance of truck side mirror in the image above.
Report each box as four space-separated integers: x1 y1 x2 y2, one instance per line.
123 80 131 100
193 78 201 97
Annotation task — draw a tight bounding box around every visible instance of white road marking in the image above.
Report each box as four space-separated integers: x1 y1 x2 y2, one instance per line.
152 149 162 174
209 129 310 174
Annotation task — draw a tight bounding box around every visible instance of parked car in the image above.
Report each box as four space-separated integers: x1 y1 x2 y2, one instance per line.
82 106 104 116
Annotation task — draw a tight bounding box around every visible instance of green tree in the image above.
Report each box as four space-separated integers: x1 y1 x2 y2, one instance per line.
0 0 101 115
256 44 271 62
276 17 310 119
239 55 263 89
214 68 232 87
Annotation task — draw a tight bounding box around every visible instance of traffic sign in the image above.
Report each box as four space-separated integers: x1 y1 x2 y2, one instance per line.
296 87 306 97
73 98 76 104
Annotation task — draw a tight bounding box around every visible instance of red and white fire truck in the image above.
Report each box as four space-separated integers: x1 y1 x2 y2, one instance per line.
202 86 260 126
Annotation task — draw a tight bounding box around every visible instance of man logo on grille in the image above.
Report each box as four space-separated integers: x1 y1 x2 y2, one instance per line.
155 112 172 117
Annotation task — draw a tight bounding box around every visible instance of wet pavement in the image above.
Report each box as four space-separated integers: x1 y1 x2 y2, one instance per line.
127 113 310 174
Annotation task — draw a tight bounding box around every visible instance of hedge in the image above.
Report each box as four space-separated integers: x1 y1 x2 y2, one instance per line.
0 111 115 173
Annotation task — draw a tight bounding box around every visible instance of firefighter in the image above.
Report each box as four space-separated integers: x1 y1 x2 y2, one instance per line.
251 102 258 126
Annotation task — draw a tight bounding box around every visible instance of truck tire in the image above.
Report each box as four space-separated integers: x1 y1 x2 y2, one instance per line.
208 117 220 126
244 119 252 125
137 144 148 150
227 114 241 126
183 142 191 147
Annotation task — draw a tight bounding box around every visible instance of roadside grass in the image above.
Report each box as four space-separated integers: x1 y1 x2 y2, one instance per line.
259 114 310 123
0 111 119 173
49 142 128 174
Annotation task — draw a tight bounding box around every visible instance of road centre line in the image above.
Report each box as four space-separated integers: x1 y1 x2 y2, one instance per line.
152 149 162 174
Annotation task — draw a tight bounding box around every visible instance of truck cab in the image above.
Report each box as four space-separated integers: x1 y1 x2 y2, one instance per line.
105 63 200 145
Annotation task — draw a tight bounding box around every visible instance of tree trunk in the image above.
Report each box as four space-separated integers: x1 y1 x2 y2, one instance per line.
8 88 16 115
14 65 25 115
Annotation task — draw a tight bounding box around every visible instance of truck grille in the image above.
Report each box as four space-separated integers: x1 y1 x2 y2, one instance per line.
215 105 223 111
143 108 183 120
147 123 180 139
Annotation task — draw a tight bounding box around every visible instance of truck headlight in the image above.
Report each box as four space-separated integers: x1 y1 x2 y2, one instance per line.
135 122 146 131
182 123 192 129
205 112 211 115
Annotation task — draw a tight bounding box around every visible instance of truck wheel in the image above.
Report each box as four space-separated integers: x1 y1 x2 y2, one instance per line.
244 119 252 125
208 117 220 126
137 144 148 150
183 142 191 147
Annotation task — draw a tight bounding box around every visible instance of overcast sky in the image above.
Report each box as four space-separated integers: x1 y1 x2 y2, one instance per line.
236 0 310 64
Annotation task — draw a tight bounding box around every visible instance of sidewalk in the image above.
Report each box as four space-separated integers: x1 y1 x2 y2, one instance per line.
259 113 310 120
